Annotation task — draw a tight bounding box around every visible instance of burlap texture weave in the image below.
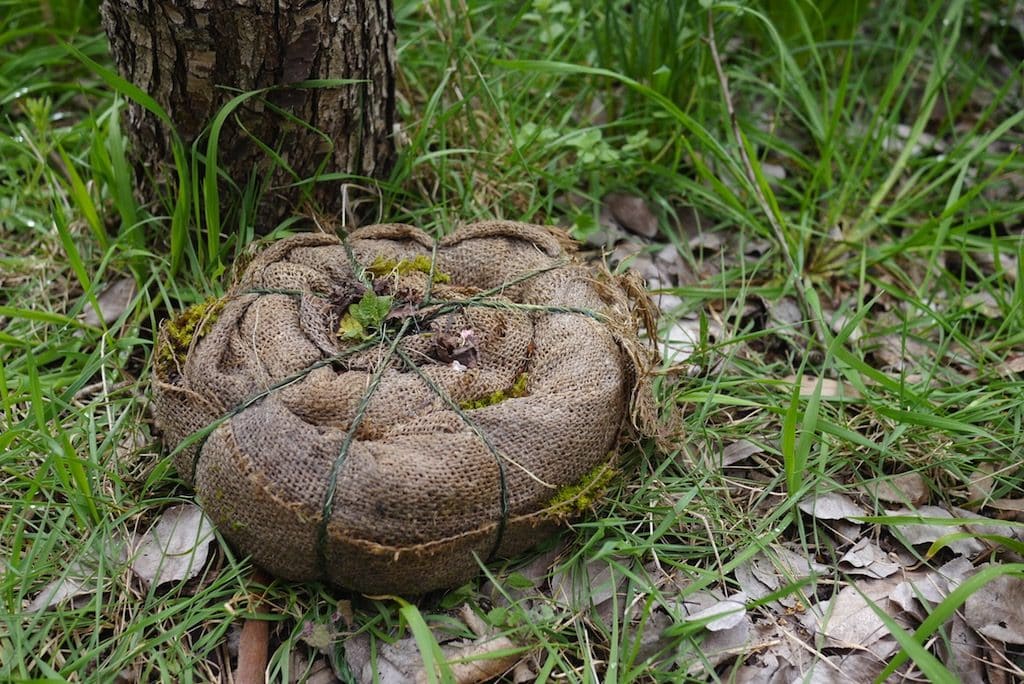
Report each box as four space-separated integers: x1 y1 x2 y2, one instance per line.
153 221 659 594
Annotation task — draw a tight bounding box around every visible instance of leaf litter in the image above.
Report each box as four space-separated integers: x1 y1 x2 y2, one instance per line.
540 190 1024 676
569 169 1024 678
27 502 215 611
79 276 136 328
342 603 521 684
130 503 216 588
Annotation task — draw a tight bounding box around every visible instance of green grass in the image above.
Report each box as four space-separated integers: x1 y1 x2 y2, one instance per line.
2 0 1024 681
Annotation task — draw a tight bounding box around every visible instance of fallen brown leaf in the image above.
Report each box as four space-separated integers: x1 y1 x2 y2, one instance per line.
130 503 215 588
840 538 900 579
798 492 869 521
27 535 133 611
801 576 910 650
717 439 765 468
784 374 862 401
863 472 929 506
964 569 1024 644
604 192 659 238
995 354 1024 377
81 277 136 327
888 506 987 557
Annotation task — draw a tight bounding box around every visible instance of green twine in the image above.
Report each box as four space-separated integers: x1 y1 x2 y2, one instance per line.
314 318 413 575
395 348 510 563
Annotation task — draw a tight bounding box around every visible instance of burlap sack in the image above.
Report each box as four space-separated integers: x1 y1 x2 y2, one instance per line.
153 221 659 594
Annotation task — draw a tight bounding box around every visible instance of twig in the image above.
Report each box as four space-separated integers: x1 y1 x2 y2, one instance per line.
705 10 827 349
234 569 271 684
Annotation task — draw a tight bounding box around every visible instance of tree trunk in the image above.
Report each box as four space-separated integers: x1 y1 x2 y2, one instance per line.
100 0 395 223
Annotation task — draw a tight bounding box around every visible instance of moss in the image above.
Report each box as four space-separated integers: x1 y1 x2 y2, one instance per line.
156 297 224 375
367 254 451 283
460 372 529 410
545 460 618 516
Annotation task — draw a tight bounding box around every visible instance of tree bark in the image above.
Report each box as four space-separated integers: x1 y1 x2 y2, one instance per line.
100 0 395 222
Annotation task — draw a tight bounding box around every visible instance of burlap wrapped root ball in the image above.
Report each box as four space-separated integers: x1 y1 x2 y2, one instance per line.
153 221 661 594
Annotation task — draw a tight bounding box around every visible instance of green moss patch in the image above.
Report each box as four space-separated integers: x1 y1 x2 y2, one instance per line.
367 254 451 283
460 372 528 410
157 297 224 374
545 460 618 516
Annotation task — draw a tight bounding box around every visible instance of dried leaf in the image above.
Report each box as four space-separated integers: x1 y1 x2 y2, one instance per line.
130 503 215 588
734 561 775 604
916 557 975 604
550 557 631 626
661 316 723 365
81 277 136 327
882 123 941 156
802 577 908 650
604 192 659 238
718 440 764 468
944 612 986 682
674 594 753 675
484 543 562 609
679 592 748 631
654 243 683 277
870 332 932 371
761 162 787 181
987 498 1024 519
631 609 676 665
737 546 825 610
343 618 520 684
888 506 986 557
730 661 783 684
751 545 828 584
888 580 926 618
951 505 1015 538
964 571 1024 644
768 297 802 329
685 228 722 253
889 558 974 629
803 648 894 683
839 539 900 579
995 354 1024 377
966 462 996 502
431 635 520 684
661 319 700 364
963 291 1002 318
611 242 682 314
27 565 93 612
343 633 374 684
299 655 337 684
27 536 132 611
741 622 820 681
511 660 536 683
863 472 929 506
784 374 861 401
364 636 423 684
824 518 865 545
798 492 869 521
434 330 480 368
